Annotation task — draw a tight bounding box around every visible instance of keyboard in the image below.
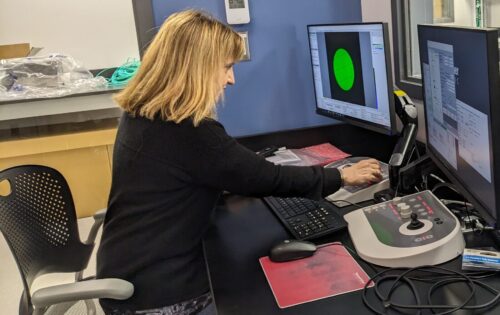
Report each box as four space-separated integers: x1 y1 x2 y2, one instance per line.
263 196 347 240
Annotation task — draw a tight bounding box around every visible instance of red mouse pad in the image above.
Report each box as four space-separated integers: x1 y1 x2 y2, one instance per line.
259 242 373 308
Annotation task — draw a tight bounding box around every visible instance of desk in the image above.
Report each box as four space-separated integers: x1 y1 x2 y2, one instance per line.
204 195 500 315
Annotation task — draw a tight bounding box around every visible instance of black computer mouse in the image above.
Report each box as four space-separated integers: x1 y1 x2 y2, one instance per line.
269 239 317 262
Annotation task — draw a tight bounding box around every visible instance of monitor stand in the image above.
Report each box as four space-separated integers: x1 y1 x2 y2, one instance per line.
376 90 419 200
324 157 389 207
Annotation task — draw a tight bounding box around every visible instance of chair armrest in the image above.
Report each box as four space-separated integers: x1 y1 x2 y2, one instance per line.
77 208 107 281
31 278 133 309
93 208 107 222
83 208 107 246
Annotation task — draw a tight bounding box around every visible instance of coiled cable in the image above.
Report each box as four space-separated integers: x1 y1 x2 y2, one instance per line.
95 59 140 87
362 265 500 315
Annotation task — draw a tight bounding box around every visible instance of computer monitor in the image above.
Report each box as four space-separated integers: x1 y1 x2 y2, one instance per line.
418 25 500 227
307 23 397 136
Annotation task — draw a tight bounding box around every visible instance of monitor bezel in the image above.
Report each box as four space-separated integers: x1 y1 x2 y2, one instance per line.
307 22 398 136
418 24 500 227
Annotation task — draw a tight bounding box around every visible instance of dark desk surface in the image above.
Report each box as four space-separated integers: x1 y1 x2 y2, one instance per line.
203 194 500 315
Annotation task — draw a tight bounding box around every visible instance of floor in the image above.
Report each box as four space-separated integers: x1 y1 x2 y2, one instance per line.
0 217 104 314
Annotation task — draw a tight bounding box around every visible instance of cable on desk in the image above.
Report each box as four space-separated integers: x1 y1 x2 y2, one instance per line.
462 198 477 233
432 183 488 233
440 199 474 209
429 173 446 184
431 182 461 195
362 265 500 315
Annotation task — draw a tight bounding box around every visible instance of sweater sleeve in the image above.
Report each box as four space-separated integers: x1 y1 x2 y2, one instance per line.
187 120 342 200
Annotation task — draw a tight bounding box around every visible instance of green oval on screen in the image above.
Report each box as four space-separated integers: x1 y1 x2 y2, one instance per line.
333 48 355 91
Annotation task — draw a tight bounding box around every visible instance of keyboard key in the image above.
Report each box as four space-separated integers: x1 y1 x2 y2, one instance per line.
263 196 347 240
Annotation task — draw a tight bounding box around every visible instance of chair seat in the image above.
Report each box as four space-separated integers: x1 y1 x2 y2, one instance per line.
45 300 105 315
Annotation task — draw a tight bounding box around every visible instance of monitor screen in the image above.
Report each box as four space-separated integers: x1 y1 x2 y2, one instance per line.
307 23 397 135
418 25 500 225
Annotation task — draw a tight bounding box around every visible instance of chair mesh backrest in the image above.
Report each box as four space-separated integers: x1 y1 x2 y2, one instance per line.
0 165 93 293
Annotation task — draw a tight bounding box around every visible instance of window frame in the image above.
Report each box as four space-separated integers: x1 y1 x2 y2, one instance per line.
433 0 455 23
391 0 425 100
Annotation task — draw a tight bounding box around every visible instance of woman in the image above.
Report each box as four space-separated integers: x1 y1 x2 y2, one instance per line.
96 9 381 315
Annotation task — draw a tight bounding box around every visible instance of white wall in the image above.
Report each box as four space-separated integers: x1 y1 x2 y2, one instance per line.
487 0 500 27
434 0 499 27
455 0 500 27
0 0 140 69
361 0 427 143
361 0 394 81
454 0 475 26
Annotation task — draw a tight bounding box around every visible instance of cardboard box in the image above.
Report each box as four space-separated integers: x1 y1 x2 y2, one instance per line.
0 43 31 60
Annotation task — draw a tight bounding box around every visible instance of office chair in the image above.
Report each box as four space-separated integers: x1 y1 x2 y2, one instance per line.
0 165 133 315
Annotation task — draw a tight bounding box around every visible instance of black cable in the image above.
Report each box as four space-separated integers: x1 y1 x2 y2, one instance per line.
431 182 461 195
407 270 499 282
388 267 475 314
375 274 423 315
428 278 500 312
394 181 400 197
467 271 500 279
362 265 500 314
463 198 476 233
431 181 483 232
362 268 420 315
407 145 417 166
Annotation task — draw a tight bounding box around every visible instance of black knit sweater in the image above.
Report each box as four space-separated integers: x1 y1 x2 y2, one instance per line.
97 113 341 311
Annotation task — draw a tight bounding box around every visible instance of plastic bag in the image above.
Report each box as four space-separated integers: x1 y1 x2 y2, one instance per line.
0 54 107 101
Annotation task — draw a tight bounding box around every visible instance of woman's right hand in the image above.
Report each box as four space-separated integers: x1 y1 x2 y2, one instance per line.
339 159 382 187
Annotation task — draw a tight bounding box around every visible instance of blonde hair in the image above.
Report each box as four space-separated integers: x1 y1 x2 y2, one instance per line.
114 9 244 126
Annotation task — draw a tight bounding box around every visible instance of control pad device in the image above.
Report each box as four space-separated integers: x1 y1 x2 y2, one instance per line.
363 191 457 247
344 190 465 267
325 157 390 207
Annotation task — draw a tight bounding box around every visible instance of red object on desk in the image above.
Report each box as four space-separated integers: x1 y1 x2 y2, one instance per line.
292 143 351 166
259 242 373 308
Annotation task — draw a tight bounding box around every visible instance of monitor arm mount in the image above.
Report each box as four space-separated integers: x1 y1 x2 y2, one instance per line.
388 90 418 193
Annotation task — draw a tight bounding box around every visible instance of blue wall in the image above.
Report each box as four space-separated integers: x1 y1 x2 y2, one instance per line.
151 0 362 137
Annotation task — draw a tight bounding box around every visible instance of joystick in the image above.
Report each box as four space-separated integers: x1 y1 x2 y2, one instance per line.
408 213 425 230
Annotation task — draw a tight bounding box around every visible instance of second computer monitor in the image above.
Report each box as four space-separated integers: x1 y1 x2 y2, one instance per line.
307 23 397 135
418 25 500 227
